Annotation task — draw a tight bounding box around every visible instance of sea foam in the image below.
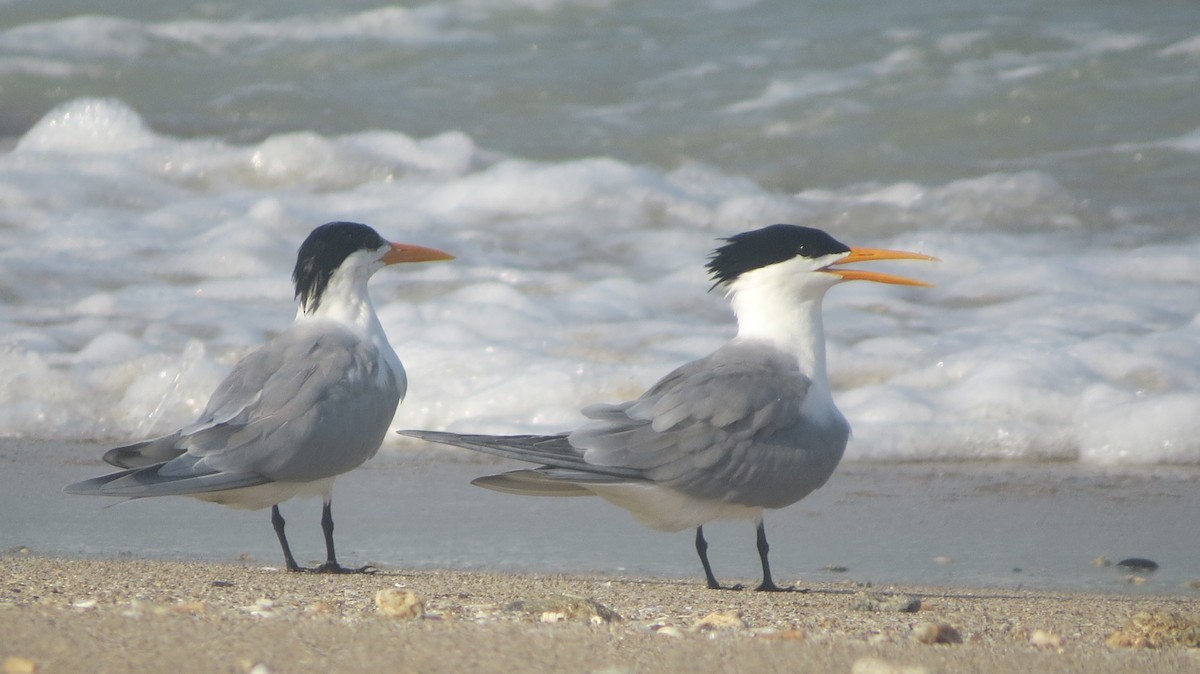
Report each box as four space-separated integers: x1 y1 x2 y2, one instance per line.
2 98 1199 468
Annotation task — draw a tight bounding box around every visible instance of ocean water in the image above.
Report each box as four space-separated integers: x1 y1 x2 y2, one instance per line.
2 0 1199 472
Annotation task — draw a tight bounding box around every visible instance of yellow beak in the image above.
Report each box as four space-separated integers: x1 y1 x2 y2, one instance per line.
825 246 938 287
382 242 456 265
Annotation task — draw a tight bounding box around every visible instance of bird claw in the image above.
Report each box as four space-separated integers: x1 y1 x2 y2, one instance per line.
754 581 804 593
303 562 377 575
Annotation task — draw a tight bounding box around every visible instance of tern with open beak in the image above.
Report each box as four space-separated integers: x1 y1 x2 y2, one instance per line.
401 224 933 590
67 221 453 573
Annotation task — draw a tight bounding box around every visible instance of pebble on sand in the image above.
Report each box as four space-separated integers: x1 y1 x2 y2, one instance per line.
374 589 425 620
3 657 37 674
1116 558 1159 572
242 599 279 619
505 595 621 624
754 628 806 641
691 610 748 632
852 592 921 613
1106 611 1200 649
850 656 932 674
122 599 208 617
912 622 962 645
1029 629 1064 649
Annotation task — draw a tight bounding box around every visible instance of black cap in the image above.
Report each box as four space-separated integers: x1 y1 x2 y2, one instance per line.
706 224 850 287
293 222 387 312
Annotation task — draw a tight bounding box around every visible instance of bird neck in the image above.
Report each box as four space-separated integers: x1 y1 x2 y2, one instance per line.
728 276 831 386
297 271 380 337
295 269 408 399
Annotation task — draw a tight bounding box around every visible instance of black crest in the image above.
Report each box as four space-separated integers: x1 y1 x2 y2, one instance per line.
293 222 387 312
706 224 851 287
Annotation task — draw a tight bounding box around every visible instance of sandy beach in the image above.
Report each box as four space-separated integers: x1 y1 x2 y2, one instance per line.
6 441 1200 672
3 554 1200 674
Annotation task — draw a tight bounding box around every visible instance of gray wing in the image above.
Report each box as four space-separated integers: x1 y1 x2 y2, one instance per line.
102 352 279 469
173 324 401 481
71 322 401 498
404 340 849 510
569 340 848 509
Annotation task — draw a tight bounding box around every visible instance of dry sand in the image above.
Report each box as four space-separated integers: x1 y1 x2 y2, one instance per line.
3 554 1199 674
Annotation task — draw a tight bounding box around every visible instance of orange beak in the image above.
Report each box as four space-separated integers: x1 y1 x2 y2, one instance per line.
381 242 456 265
825 246 938 287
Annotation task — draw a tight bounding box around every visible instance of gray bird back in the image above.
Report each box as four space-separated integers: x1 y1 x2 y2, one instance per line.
571 340 849 509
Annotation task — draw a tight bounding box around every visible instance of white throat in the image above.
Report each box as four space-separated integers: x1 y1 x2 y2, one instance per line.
298 268 379 334
725 261 838 389
296 249 387 334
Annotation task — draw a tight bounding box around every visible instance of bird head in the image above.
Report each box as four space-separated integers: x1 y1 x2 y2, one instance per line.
293 221 454 314
707 224 935 297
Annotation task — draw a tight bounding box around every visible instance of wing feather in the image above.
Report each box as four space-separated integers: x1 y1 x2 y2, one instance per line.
85 321 402 491
572 340 848 508
405 340 850 511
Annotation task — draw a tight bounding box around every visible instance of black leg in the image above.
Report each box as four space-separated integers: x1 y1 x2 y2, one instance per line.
695 526 743 590
321 499 338 566
754 520 794 592
311 499 373 574
695 526 720 589
271 505 303 572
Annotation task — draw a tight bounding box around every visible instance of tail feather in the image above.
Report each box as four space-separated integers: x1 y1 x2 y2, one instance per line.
65 464 269 498
64 469 140 495
471 470 595 496
398 429 643 479
103 434 186 468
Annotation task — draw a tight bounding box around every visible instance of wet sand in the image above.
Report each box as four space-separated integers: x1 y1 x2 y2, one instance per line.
10 440 1200 593
3 555 1200 674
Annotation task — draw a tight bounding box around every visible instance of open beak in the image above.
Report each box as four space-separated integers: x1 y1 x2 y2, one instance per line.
825 246 938 287
382 242 456 265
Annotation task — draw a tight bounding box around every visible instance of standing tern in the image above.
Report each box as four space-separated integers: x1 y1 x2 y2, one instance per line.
400 224 933 590
66 221 453 573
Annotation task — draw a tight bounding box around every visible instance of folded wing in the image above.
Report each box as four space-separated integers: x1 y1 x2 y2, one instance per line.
404 341 848 510
69 323 402 499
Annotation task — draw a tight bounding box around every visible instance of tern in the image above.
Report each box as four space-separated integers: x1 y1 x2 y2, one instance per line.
66 221 453 573
401 224 933 590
